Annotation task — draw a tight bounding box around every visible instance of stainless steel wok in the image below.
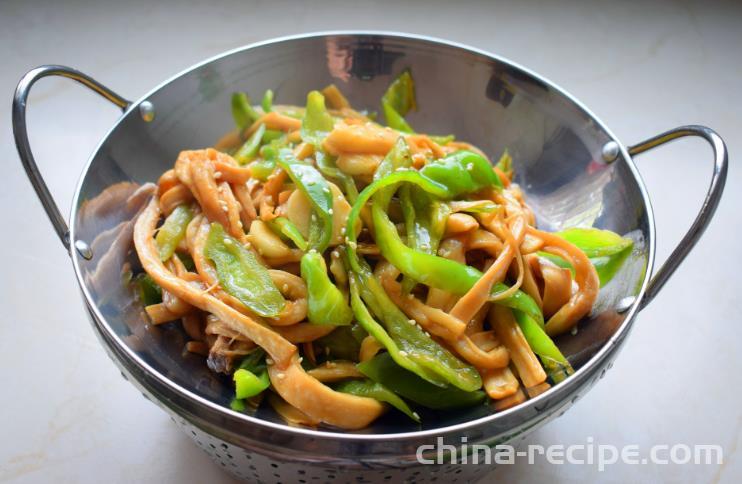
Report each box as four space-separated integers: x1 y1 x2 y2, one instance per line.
12 32 727 483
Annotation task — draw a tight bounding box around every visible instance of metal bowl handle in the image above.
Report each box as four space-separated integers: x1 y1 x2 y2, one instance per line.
628 125 728 309
12 65 131 255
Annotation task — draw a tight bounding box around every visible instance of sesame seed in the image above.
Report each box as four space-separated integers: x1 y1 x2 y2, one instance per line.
347 241 357 250
331 250 340 259
282 284 289 292
466 162 474 170
407 319 416 325
266 358 274 365
413 412 420 419
298 357 303 363
214 171 222 179
237 221 243 228
276 373 286 379
223 238 232 245
323 187 330 193
244 241 252 248
399 351 408 357
328 208 334 215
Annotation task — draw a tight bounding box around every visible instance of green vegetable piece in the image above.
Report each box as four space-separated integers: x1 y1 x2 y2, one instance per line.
262 129 284 143
348 270 446 385
155 205 194 261
358 353 487 410
204 223 285 317
344 151 543 325
277 151 334 252
419 150 503 195
591 251 632 287
315 326 363 361
135 273 162 306
315 151 359 203
238 348 267 373
377 139 419 291
231 92 259 130
261 89 274 113
249 160 275 181
512 310 574 383
335 379 420 422
383 70 416 115
542 228 634 286
373 201 482 292
382 101 415 133
233 368 270 399
230 398 247 412
234 123 266 165
301 251 352 326
251 137 286 181
381 70 416 132
346 252 482 392
556 228 633 258
178 253 196 272
430 134 455 145
374 137 412 182
301 90 335 146
268 216 309 251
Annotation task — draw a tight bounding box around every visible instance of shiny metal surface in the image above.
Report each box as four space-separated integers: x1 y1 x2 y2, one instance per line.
11 65 131 251
12 32 727 482
627 125 727 309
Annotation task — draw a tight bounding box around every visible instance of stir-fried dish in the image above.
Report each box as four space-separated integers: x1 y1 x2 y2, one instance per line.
131 71 633 429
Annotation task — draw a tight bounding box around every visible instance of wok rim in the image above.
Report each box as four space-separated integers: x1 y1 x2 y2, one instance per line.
68 30 656 442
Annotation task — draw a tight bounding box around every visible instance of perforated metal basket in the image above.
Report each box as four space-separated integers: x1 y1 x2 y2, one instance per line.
13 32 726 483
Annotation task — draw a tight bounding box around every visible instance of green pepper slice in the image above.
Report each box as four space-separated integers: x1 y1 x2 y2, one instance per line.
357 352 487 410
335 379 420 422
204 223 285 317
277 151 334 253
155 205 194 261
231 92 259 130
234 123 266 165
301 251 352 326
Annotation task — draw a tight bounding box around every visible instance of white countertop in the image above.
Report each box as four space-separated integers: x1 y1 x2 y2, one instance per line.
1 0 740 482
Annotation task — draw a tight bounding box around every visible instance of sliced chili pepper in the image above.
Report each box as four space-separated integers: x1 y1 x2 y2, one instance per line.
357 352 487 410
301 251 352 326
335 379 420 422
155 204 194 261
204 223 285 317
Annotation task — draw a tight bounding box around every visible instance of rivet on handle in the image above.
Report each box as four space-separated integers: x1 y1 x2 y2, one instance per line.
139 100 155 122
601 141 620 163
74 240 93 260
